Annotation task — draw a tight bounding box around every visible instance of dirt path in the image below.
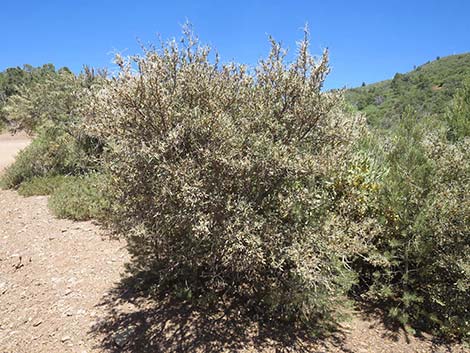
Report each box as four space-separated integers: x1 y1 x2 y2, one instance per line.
0 132 31 172
0 191 128 353
0 134 466 352
0 133 129 352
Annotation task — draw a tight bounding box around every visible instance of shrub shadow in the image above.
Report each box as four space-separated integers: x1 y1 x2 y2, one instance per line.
90 273 352 353
356 301 462 351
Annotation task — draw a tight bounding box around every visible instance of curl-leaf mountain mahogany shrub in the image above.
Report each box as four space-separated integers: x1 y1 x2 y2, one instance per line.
85 29 369 326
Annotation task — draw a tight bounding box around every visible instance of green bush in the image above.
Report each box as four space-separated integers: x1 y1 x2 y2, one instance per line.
446 81 470 142
48 174 108 221
12 172 108 222
1 64 104 191
1 66 104 135
0 125 94 189
17 175 69 196
412 139 469 339
85 28 368 329
355 105 470 340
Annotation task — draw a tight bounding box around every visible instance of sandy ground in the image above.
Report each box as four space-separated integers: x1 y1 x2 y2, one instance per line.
0 133 467 353
0 132 31 172
0 133 129 353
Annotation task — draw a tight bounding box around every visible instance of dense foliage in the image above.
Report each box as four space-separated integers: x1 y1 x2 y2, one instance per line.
346 53 470 129
0 66 105 220
0 64 69 130
48 173 108 221
85 29 371 328
0 124 93 188
346 63 470 340
353 102 469 339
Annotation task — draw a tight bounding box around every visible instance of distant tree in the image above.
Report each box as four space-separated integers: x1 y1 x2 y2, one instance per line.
58 67 73 75
3 69 78 133
391 73 404 92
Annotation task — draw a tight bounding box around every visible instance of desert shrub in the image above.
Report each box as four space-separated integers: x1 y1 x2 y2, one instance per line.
1 67 104 190
355 105 470 340
17 175 69 196
48 173 108 221
3 68 83 134
0 124 95 189
85 27 370 329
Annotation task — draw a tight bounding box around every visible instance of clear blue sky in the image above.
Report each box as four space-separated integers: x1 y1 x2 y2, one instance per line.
1 0 469 89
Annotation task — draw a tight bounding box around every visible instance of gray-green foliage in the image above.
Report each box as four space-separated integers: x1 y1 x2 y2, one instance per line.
0 68 104 190
0 64 67 131
48 173 108 221
0 125 93 189
3 69 77 133
2 26 467 342
2 66 105 134
86 28 368 327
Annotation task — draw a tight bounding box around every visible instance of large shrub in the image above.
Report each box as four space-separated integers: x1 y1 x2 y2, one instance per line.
355 104 470 340
2 67 87 134
86 28 368 327
1 68 104 189
414 138 469 339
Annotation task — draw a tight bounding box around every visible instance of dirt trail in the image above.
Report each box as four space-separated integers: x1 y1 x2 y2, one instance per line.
0 134 466 353
0 133 31 172
0 134 129 352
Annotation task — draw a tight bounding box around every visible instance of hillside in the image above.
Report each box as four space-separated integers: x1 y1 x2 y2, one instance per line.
345 53 470 128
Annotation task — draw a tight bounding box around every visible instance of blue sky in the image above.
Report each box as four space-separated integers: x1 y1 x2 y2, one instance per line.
1 0 469 89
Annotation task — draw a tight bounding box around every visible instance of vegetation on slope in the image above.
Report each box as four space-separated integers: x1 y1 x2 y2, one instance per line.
346 53 470 128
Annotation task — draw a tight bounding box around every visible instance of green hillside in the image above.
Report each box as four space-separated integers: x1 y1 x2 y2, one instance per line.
346 53 470 128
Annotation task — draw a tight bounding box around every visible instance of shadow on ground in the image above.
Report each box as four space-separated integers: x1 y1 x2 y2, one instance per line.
356 300 461 352
89 275 352 353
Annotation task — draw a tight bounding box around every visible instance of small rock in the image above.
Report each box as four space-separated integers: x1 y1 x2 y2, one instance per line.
61 335 71 342
33 320 42 327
